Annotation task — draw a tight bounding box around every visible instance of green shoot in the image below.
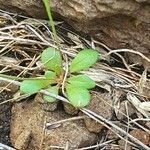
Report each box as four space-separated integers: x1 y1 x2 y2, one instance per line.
43 0 59 49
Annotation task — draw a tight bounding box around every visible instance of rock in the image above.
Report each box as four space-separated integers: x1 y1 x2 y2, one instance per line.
107 122 128 140
118 139 132 150
0 0 149 23
14 128 31 150
112 90 136 120
130 129 150 146
0 0 149 69
84 92 112 133
140 79 150 98
84 118 103 133
0 80 19 93
88 92 113 119
10 99 97 149
116 100 136 120
0 0 46 19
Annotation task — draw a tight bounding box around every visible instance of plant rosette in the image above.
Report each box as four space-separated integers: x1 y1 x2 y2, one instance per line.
20 47 99 108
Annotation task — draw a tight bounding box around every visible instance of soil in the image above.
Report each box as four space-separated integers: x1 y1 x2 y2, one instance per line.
0 92 12 146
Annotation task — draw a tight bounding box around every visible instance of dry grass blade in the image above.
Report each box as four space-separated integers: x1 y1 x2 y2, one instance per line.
0 143 16 150
139 102 150 111
105 49 150 63
46 116 87 127
76 140 114 150
138 69 147 95
127 93 150 118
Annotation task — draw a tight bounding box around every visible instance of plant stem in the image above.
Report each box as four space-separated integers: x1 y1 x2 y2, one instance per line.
43 0 64 74
43 0 60 51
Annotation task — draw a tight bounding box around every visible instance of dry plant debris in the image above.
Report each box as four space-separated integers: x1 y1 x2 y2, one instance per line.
0 9 150 150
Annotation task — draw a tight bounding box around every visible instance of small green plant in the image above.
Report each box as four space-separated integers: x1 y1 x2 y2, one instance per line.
20 0 99 108
20 48 99 108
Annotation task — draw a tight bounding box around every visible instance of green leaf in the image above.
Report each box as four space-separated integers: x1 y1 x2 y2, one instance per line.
67 75 95 89
69 49 99 73
43 85 58 102
41 47 62 75
66 84 91 108
20 79 49 94
44 71 56 80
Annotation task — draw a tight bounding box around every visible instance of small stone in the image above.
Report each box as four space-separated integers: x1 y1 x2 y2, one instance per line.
107 122 128 140
14 128 31 150
84 118 103 133
87 92 112 119
116 100 135 120
0 80 19 93
118 139 132 150
130 129 150 146
141 80 150 98
84 92 112 133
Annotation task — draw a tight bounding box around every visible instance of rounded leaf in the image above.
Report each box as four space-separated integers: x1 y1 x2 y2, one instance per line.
67 75 95 89
66 84 91 108
69 49 99 73
41 47 62 75
43 85 58 102
20 79 48 94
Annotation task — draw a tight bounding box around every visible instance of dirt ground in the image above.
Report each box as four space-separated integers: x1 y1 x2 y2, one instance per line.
0 92 12 145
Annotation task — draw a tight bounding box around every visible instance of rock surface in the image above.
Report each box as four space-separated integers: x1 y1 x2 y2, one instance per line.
10 94 97 150
129 129 150 146
84 92 113 133
0 0 149 69
118 139 132 150
115 100 136 120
